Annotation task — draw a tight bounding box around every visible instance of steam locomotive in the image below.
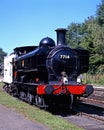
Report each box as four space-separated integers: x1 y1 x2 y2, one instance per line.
3 28 94 108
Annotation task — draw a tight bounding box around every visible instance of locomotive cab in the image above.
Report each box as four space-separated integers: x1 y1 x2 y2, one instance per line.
14 46 38 56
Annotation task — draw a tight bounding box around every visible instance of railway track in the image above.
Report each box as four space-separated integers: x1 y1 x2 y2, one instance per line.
75 100 104 121
58 86 104 130
79 86 104 109
47 97 104 130
88 86 104 101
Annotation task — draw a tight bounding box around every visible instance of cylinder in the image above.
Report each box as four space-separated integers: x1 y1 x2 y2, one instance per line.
55 28 67 45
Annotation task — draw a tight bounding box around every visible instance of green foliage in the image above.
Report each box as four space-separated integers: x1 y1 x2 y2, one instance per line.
83 74 104 85
96 0 104 26
66 23 82 48
0 48 6 75
0 48 7 63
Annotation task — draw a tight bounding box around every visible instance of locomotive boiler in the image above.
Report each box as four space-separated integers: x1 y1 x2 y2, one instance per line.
3 28 94 108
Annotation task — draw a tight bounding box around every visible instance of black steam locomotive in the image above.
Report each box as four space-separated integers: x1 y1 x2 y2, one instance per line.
3 28 94 108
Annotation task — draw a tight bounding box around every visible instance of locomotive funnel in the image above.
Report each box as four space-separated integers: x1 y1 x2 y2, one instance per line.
55 28 67 45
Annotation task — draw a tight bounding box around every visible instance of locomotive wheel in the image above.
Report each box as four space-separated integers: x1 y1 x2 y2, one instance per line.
12 85 19 97
27 92 34 105
35 95 46 108
20 91 26 101
3 85 9 93
69 94 73 109
63 94 74 109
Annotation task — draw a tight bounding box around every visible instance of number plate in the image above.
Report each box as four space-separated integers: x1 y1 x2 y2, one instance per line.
60 55 70 59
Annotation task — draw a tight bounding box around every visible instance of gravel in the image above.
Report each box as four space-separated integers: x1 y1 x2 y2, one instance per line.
0 104 49 130
64 115 104 130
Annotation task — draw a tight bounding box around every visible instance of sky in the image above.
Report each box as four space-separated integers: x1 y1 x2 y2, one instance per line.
0 0 101 54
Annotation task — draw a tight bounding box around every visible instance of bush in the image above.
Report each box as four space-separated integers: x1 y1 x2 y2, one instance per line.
82 73 104 85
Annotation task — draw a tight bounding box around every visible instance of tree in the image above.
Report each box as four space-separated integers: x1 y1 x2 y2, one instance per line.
95 0 104 72
66 15 104 74
96 0 104 26
0 48 7 63
78 16 104 73
0 48 7 75
66 23 82 48
66 0 104 75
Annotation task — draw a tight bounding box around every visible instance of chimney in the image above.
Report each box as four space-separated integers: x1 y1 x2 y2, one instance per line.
55 28 67 45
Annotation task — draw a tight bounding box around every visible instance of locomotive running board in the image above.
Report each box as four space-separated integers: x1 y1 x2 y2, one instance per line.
13 81 39 86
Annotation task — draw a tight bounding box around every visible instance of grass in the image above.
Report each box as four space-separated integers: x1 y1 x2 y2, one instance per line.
0 82 83 130
81 74 104 85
